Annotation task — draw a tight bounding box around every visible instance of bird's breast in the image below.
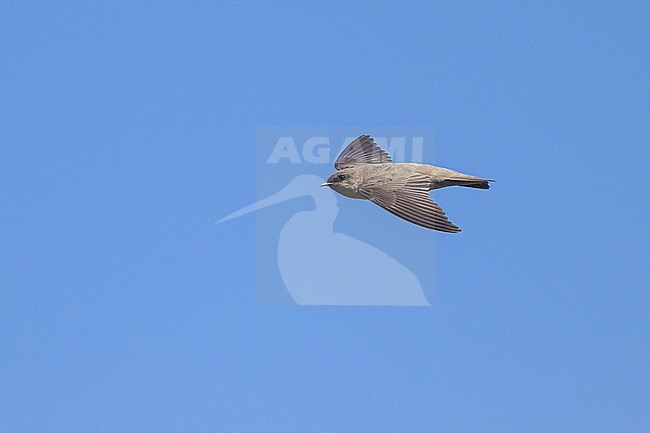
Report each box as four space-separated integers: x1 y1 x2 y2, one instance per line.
331 183 366 200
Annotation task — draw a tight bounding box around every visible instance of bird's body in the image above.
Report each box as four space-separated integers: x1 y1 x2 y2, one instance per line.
330 163 490 199
322 135 493 233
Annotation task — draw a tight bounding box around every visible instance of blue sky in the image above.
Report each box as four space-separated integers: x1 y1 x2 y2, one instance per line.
2 1 650 432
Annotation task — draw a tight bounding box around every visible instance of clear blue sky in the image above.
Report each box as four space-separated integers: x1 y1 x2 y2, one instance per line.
2 1 650 432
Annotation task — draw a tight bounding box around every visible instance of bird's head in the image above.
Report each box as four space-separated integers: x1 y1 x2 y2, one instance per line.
321 169 363 198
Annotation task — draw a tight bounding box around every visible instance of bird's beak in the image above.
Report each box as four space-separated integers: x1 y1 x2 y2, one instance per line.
320 182 332 187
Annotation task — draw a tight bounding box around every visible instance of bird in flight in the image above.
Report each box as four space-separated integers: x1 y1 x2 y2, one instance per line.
321 135 493 233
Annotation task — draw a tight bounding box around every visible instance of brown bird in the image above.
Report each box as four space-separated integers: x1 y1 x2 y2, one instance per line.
321 135 493 233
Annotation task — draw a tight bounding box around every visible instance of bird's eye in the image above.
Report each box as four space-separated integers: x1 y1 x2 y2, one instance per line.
337 174 346 181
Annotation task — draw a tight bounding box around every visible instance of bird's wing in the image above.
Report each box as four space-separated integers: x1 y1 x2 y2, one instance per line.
334 135 392 170
359 172 461 233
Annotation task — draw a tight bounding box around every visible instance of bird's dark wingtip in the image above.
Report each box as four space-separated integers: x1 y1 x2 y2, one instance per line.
438 225 462 233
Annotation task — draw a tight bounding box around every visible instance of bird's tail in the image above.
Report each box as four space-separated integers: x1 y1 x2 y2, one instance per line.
447 178 493 189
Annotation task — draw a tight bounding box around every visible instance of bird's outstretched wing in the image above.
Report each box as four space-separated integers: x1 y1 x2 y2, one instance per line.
360 173 461 233
334 135 392 170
